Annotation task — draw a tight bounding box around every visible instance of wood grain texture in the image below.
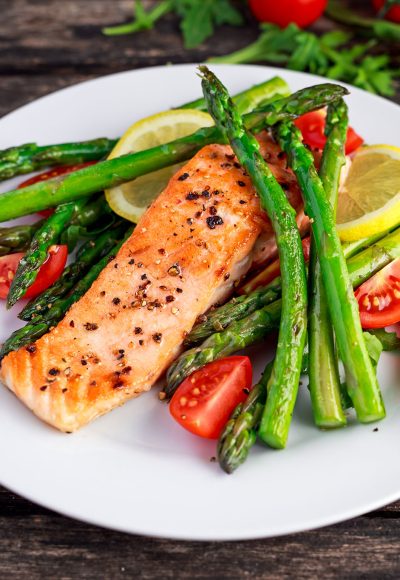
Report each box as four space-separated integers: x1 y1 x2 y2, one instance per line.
1 1 400 577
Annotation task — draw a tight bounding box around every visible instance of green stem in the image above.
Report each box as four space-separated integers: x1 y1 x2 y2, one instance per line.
102 0 173 36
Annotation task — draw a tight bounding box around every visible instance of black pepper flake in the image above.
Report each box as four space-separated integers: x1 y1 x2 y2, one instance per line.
113 380 124 389
158 248 166 255
128 259 135 265
186 218 193 225
201 190 210 198
152 333 162 343
237 180 246 187
224 273 230 281
206 215 224 229
233 162 241 169
168 263 181 277
69 320 75 328
121 366 132 375
81 359 88 366
26 345 36 354
140 274 147 280
139 339 144 346
225 153 235 160
107 254 116 263
112 297 121 306
166 295 175 303
114 263 118 269
40 385 47 391
213 190 220 195
137 262 143 268
186 192 199 201
159 285 168 291
195 211 202 219
134 327 143 335
84 322 99 331
100 290 106 297
62 388 68 393
178 172 189 181
373 427 379 432
48 368 60 376
209 206 217 216
239 200 247 205
90 380 97 386
220 162 232 168
176 287 183 293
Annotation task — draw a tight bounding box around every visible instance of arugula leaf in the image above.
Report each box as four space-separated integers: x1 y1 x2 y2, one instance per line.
103 0 243 48
366 328 400 352
175 0 243 49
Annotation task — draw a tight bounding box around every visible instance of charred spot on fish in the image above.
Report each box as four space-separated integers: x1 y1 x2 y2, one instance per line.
206 216 224 229
121 366 132 375
113 380 125 389
139 339 144 346
168 263 181 277
48 368 60 376
81 359 88 366
195 211 202 219
178 172 189 181
186 192 199 201
239 200 247 205
187 218 194 226
137 262 143 268
40 385 47 392
209 206 217 216
141 274 147 281
176 287 183 293
237 180 246 187
69 320 75 328
213 190 220 195
62 388 68 393
152 333 162 344
134 327 143 335
84 322 99 331
128 259 135 265
166 295 175 303
233 162 241 169
225 153 235 160
158 248 166 255
100 290 106 297
90 381 97 387
25 345 36 354
201 190 210 199
114 263 119 269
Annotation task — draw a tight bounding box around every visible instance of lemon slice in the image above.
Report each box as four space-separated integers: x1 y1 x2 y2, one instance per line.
105 109 214 223
336 145 400 241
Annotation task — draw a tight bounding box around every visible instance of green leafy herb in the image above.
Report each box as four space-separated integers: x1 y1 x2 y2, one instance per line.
209 23 399 96
103 0 243 49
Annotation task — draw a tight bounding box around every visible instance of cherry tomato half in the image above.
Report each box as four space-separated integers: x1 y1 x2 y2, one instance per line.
0 245 68 301
355 258 400 329
18 162 97 218
294 111 364 155
170 356 253 439
372 0 400 23
248 0 327 28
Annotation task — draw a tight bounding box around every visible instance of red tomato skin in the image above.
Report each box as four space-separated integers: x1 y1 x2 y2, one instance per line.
249 0 327 28
169 356 253 439
0 245 68 301
372 0 400 22
294 111 364 155
0 253 24 299
18 162 97 217
355 258 400 329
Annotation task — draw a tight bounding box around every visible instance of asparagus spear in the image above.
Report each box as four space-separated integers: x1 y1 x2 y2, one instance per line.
0 225 134 359
0 84 348 222
0 221 44 256
19 224 125 321
276 120 385 423
6 198 89 308
308 99 348 429
200 66 308 450
0 78 288 182
218 361 273 474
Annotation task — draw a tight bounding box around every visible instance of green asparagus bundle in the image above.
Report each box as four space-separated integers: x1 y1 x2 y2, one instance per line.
0 78 288 182
0 84 348 223
0 224 134 359
166 225 400 399
200 66 308 450
276 120 385 423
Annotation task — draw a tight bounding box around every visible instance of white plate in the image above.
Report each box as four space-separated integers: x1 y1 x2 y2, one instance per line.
1 64 400 541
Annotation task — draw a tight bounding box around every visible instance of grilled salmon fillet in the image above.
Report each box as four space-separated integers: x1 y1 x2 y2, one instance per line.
0 133 302 432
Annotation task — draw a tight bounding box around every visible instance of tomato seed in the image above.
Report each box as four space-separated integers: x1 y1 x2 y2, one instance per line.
192 387 200 395
188 400 198 407
179 396 187 406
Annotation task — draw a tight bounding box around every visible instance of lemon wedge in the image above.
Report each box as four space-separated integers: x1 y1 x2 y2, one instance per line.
105 109 214 223
337 145 400 241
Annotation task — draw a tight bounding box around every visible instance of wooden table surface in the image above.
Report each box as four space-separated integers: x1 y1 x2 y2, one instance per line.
1 1 400 577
